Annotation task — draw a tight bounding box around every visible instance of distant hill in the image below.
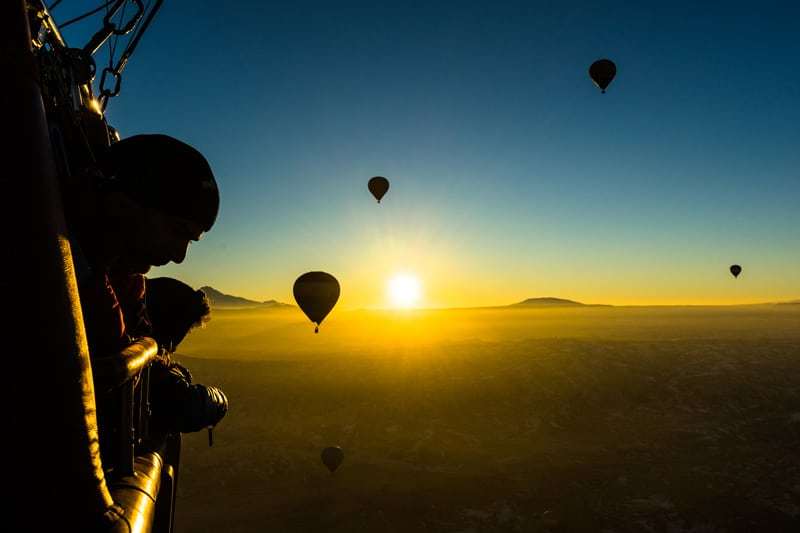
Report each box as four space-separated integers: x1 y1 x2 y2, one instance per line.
200 286 291 309
513 297 585 306
512 297 609 307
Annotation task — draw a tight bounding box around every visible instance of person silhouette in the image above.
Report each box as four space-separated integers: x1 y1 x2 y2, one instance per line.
68 134 219 356
64 134 226 458
144 277 227 434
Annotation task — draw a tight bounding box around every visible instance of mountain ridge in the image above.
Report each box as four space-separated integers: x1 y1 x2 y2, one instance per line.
200 286 292 308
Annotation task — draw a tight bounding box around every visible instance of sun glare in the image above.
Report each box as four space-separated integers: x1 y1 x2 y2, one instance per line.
388 274 422 308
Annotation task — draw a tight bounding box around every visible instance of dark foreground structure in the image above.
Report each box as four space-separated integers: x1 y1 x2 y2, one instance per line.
6 1 177 530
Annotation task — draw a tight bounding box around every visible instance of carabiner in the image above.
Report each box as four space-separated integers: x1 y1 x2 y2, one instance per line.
99 66 122 98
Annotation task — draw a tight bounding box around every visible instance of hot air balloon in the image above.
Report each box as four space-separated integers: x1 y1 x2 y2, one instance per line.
730 264 742 278
589 59 616 93
321 446 344 473
368 176 390 203
293 272 340 333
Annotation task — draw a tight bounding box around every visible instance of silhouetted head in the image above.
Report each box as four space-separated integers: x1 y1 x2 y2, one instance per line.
95 134 219 273
146 277 211 353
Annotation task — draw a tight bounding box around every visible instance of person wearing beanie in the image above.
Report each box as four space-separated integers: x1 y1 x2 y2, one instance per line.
69 133 219 356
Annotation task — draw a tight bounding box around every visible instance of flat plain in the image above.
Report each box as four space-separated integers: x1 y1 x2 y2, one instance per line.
173 305 800 532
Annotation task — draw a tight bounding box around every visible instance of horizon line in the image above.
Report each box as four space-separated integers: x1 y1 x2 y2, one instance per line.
210 300 800 312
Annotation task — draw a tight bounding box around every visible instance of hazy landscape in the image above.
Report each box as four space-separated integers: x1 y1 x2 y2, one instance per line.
174 302 799 532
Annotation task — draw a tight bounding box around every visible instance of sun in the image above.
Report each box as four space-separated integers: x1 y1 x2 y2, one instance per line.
387 273 422 308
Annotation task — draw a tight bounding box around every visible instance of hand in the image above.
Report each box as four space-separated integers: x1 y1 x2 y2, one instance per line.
169 361 193 384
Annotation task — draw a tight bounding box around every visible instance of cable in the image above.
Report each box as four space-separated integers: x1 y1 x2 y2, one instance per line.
108 0 128 68
48 0 64 11
106 0 113 69
117 0 151 62
59 0 118 29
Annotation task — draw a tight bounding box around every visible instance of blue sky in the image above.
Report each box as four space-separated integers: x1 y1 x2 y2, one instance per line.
56 1 799 306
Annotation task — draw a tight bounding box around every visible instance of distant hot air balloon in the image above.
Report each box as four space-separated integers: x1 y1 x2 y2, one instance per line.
368 176 390 203
730 264 742 278
293 272 340 333
321 446 344 473
589 59 616 93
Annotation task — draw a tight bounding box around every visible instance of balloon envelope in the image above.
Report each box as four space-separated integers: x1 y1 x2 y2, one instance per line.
589 59 616 93
730 264 742 278
293 272 340 332
368 176 390 203
321 446 344 473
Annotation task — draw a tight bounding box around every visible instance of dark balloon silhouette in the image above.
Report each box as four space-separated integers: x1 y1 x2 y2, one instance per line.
293 272 340 333
589 59 616 93
321 446 344 473
730 264 742 278
368 176 390 203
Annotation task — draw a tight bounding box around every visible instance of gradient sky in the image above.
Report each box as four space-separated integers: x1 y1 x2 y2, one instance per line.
57 1 799 307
